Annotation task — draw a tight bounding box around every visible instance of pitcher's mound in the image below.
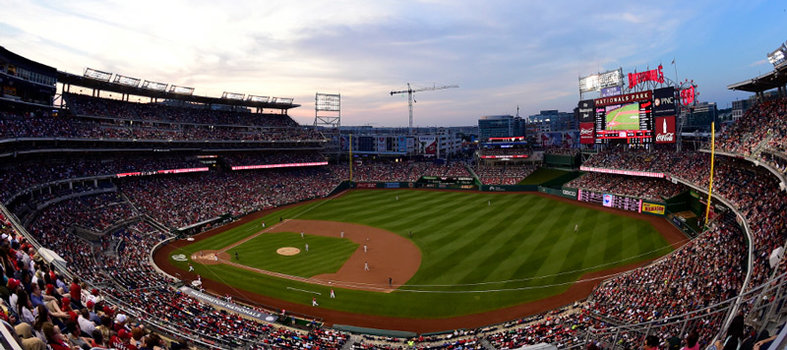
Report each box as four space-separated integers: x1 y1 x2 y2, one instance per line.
277 247 301 256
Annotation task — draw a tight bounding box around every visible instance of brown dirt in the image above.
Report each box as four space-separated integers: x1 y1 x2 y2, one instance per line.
153 189 689 333
191 219 420 292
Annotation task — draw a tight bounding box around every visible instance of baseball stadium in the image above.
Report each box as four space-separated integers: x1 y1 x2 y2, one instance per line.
1 4 787 350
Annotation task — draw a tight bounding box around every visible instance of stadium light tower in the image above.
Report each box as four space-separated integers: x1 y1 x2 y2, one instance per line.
390 83 458 134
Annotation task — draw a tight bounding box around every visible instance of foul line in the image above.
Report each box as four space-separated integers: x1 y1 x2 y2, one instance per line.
286 287 321 295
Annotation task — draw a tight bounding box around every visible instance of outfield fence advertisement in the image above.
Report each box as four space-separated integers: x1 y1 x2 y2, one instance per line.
641 201 666 215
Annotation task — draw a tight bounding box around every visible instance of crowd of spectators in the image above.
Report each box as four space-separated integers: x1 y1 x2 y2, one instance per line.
473 165 536 185
28 193 138 234
0 93 785 348
583 146 787 296
543 147 580 156
0 156 205 203
222 151 325 168
120 168 340 229
329 160 431 183
65 93 299 128
478 148 532 157
566 172 687 201
351 330 483 349
423 162 471 177
717 97 787 157
0 107 324 144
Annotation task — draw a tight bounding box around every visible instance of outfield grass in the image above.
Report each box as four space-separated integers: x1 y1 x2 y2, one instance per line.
227 232 358 277
169 190 672 318
518 168 570 185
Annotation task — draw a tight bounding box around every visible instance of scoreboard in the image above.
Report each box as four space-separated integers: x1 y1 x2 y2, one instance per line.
578 190 641 212
579 87 676 145
594 91 653 144
420 176 475 189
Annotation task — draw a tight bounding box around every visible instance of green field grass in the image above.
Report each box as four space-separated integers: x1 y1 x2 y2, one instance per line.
517 168 570 185
605 103 640 130
169 190 672 318
227 232 359 277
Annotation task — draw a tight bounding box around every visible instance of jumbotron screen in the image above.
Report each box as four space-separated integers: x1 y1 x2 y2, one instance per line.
604 102 640 130
578 88 676 145
593 91 654 144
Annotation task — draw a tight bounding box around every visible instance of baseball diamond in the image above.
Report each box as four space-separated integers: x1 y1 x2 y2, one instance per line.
155 189 684 332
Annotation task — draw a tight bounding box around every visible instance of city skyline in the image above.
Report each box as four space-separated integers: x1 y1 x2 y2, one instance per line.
1 0 785 126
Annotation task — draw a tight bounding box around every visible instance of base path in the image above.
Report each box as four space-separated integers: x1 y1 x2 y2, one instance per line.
153 190 689 333
192 219 421 292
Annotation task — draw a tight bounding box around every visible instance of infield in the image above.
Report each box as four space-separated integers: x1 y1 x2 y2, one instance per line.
160 189 678 323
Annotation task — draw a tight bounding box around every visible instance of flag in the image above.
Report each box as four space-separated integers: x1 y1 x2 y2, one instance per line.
671 58 675 65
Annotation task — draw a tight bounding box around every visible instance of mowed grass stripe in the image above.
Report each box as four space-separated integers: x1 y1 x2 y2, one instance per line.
176 189 674 318
227 232 359 277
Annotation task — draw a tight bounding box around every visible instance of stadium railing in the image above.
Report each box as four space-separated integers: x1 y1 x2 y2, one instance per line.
571 270 787 350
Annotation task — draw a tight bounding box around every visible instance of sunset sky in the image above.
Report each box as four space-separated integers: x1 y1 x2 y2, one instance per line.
1 0 785 126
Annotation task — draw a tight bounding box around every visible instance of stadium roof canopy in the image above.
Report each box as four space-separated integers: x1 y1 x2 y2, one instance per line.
727 61 787 93
57 71 300 111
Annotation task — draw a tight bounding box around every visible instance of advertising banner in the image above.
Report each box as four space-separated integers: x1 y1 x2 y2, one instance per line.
654 116 676 144
580 122 595 144
627 65 665 89
577 100 595 122
595 90 652 107
398 136 408 153
602 194 614 207
561 187 578 199
377 137 387 152
418 136 437 155
653 87 676 117
579 69 623 93
600 86 622 97
641 201 666 215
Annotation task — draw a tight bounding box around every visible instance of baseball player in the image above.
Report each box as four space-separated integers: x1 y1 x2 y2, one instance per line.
188 264 194 272
363 244 367 253
312 297 318 306
330 289 335 298
301 232 304 238
340 231 344 238
364 261 369 271
305 243 309 252
574 224 579 232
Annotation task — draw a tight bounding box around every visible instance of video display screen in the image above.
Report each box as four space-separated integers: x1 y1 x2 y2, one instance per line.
604 102 640 131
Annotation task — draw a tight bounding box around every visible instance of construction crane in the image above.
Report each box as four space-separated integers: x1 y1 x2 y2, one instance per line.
390 83 458 133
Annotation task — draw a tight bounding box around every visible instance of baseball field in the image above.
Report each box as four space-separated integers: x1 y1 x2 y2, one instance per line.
158 189 681 330
605 102 640 130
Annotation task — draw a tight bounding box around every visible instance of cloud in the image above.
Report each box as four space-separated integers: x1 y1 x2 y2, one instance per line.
0 0 711 126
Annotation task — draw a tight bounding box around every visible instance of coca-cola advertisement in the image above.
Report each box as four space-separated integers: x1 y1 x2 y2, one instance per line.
580 122 594 144
654 116 676 143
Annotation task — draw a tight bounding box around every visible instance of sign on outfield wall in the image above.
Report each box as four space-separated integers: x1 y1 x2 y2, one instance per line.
561 188 578 199
641 202 666 215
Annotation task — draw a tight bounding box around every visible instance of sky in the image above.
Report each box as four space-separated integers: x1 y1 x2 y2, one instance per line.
1 0 785 127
